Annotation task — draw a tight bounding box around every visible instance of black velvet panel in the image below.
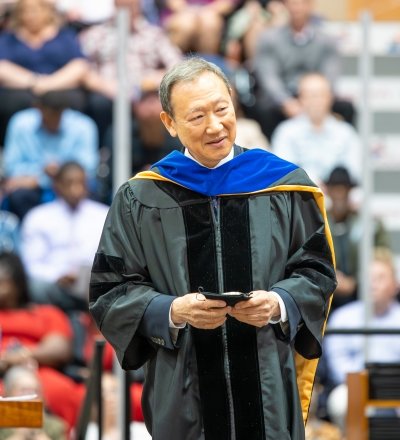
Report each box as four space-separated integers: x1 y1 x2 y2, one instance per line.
91 252 126 274
221 197 266 440
154 179 206 204
182 201 231 440
89 281 123 303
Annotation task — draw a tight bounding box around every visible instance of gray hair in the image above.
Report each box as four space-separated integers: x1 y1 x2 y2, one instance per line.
159 57 232 117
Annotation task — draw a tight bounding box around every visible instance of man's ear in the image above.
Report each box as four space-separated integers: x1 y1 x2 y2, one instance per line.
160 111 177 137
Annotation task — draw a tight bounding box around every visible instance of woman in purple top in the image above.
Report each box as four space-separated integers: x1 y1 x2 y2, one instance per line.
0 0 92 144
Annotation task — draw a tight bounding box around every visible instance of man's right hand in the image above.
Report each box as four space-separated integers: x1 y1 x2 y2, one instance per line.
171 293 231 330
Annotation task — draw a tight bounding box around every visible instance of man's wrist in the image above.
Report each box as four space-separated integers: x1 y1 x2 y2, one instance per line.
170 298 186 328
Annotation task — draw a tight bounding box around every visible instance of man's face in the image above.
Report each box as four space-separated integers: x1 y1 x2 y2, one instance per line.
299 76 332 121
285 0 314 27
160 72 237 168
370 260 398 310
54 167 87 209
326 184 350 215
40 106 63 133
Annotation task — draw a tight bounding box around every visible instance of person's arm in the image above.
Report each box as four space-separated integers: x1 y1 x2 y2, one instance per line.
270 189 337 359
89 183 180 370
0 60 39 88
206 0 240 16
0 308 73 372
164 0 187 13
20 211 58 282
32 58 90 95
2 115 42 183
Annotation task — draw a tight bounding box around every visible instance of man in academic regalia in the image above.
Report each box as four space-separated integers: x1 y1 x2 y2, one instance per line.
89 57 337 440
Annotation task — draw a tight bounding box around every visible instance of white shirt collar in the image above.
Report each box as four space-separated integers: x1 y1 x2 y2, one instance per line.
184 148 234 168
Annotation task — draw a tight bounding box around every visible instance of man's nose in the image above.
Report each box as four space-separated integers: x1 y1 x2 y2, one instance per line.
206 114 223 133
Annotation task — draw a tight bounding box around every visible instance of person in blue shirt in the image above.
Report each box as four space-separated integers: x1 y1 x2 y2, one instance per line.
2 90 99 219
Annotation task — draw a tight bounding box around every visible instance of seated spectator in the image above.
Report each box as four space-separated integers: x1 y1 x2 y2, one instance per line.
323 247 400 432
251 0 354 140
0 251 85 430
324 167 390 310
20 161 108 312
0 0 92 145
158 0 240 55
80 0 183 185
2 90 99 219
271 73 361 187
0 365 68 440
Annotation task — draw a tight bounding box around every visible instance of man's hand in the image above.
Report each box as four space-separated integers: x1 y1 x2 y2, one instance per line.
282 97 302 118
335 270 356 296
228 290 281 328
171 293 231 330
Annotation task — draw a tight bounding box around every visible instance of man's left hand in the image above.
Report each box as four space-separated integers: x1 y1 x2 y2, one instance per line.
228 290 281 328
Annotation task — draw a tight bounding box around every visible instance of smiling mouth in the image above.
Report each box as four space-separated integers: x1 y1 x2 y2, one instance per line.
207 137 225 145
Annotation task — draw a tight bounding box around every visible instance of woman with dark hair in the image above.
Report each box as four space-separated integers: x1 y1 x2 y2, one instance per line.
0 251 30 307
0 251 85 432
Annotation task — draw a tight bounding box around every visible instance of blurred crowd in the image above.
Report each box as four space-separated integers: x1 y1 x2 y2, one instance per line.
0 0 398 439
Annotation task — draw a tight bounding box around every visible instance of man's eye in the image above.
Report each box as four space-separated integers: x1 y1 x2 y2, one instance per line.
190 115 203 121
218 107 228 112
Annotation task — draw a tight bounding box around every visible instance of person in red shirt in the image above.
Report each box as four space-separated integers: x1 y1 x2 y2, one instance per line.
0 251 85 430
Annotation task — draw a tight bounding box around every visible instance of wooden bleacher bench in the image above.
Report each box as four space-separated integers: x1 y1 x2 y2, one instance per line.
347 368 400 440
0 399 43 428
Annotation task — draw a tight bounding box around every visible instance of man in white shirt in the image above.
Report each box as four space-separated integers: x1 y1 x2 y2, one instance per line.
271 73 361 187
323 247 400 430
21 161 109 311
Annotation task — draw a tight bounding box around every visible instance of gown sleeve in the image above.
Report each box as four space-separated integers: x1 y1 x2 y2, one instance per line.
88 182 176 370
271 190 337 360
